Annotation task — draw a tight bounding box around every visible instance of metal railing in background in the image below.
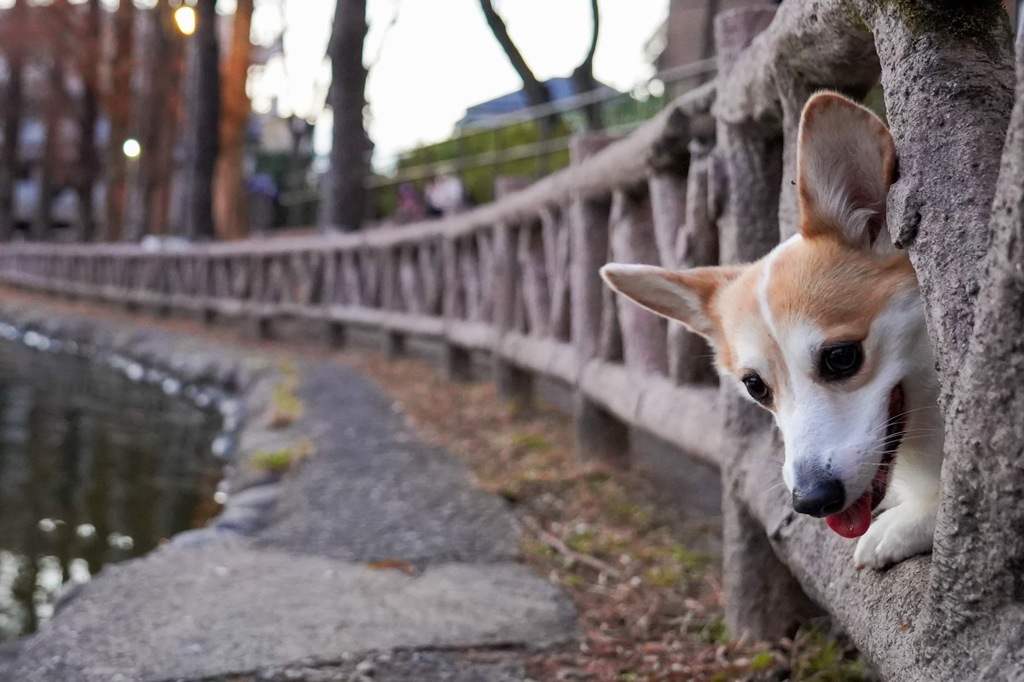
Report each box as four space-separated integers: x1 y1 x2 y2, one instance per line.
275 59 717 225
365 59 716 218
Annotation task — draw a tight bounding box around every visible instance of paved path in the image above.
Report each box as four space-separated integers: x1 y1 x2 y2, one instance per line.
0 326 575 681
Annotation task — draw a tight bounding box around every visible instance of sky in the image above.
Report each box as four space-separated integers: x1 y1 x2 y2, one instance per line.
247 0 669 169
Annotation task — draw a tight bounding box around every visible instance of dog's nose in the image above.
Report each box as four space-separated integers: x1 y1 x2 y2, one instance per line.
792 479 845 517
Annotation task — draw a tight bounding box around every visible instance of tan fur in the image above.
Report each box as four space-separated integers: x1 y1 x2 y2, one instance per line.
601 92 942 569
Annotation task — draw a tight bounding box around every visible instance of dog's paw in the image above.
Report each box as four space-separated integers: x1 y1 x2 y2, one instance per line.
853 498 937 570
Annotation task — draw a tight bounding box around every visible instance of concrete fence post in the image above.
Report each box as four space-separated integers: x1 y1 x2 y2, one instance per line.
568 133 630 465
713 4 818 642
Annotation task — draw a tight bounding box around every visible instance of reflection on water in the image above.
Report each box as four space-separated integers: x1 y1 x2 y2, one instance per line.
0 338 222 640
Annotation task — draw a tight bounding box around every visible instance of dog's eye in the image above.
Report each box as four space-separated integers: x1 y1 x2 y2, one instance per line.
741 373 772 404
821 342 863 380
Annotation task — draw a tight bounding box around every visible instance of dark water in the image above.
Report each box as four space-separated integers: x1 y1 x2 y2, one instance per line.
0 336 224 641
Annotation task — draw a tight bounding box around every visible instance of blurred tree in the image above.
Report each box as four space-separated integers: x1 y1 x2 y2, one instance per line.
145 2 187 239
322 0 370 231
104 0 135 241
33 0 82 238
0 1 29 240
126 2 186 240
570 0 602 130
215 0 254 240
33 1 73 240
478 0 551 111
478 0 602 132
181 0 220 240
74 0 102 242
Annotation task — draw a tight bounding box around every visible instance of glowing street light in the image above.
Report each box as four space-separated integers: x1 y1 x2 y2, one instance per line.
173 5 197 36
123 138 142 159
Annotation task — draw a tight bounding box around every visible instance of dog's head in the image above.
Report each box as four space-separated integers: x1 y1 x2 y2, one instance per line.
602 93 934 538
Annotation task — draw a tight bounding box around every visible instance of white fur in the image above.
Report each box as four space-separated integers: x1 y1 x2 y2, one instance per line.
764 287 943 569
601 93 942 570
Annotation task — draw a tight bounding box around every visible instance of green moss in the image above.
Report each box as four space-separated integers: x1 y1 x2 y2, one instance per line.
562 573 585 588
840 1 872 35
693 615 729 645
749 650 777 671
790 622 872 681
508 431 552 452
868 0 1009 54
251 440 314 473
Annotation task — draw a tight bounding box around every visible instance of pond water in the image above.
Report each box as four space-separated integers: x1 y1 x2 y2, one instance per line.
0 336 224 641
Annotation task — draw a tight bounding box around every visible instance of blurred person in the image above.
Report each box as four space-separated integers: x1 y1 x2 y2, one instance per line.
425 173 468 217
394 183 427 224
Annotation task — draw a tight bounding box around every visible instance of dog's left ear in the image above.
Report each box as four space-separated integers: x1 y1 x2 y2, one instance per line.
796 92 897 254
599 263 740 344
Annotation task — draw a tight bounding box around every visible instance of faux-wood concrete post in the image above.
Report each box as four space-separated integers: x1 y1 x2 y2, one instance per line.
440 238 472 382
443 344 473 383
714 4 817 643
382 330 406 360
569 133 629 464
652 134 719 385
491 221 533 409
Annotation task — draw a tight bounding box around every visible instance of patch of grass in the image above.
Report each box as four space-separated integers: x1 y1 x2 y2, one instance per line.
250 439 314 474
609 500 653 527
644 566 683 588
562 573 585 588
507 430 552 452
749 649 778 671
692 616 729 645
790 624 873 681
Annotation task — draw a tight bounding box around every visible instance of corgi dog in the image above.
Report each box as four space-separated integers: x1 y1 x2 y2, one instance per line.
601 92 943 569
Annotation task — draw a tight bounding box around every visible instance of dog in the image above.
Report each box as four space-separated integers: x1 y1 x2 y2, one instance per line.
601 92 943 569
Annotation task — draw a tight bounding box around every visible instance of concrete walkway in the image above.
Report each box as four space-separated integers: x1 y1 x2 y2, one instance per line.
0 317 575 681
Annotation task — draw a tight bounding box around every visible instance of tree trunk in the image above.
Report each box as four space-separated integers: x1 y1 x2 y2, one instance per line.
322 0 369 232
122 8 156 242
214 0 253 240
130 2 185 240
103 0 135 241
478 0 550 110
147 14 186 239
0 52 22 241
0 1 28 241
33 53 66 241
75 0 102 242
181 0 220 241
570 0 602 131
920 24 1024 673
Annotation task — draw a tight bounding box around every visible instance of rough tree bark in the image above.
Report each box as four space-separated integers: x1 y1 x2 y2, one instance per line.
927 28 1024 674
103 0 135 241
322 0 369 232
181 0 220 241
214 0 253 240
708 1 1024 679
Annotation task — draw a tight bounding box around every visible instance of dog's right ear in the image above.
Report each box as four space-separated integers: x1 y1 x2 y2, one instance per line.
599 264 739 343
796 92 897 253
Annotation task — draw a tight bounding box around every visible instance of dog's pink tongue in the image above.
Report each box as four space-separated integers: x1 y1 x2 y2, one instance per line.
825 491 872 539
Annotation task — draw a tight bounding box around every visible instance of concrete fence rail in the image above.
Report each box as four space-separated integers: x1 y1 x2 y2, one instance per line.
0 2 1019 679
